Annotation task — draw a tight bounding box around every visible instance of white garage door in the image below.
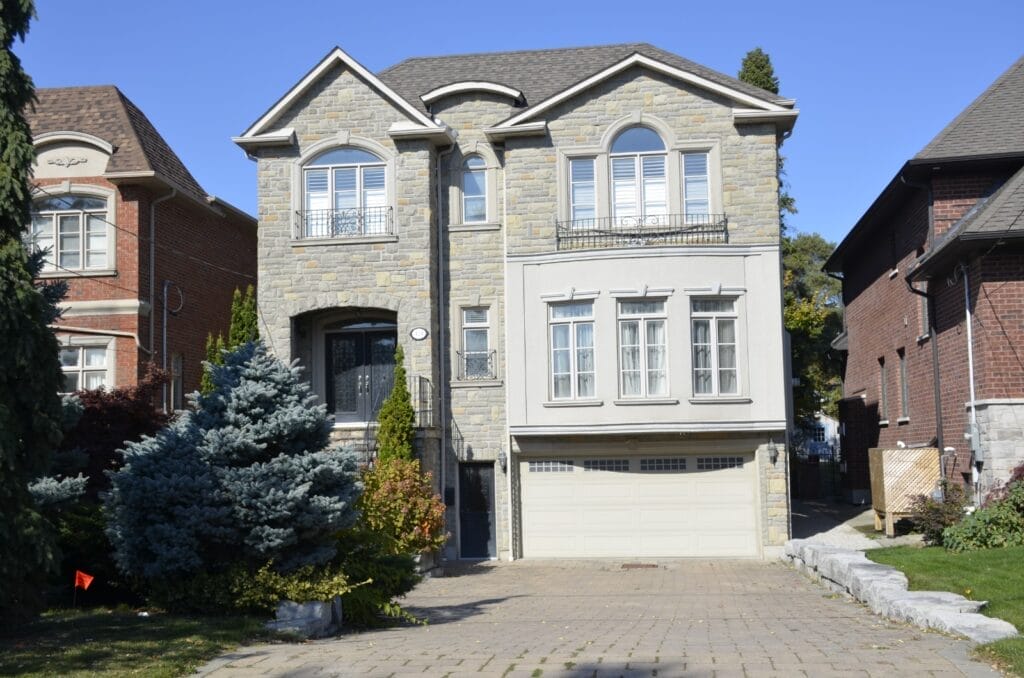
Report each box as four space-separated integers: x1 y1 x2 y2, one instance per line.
521 454 759 558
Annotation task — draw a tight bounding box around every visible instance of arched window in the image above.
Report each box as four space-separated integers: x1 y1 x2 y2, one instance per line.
30 194 109 271
303 147 388 237
461 155 487 223
609 126 667 223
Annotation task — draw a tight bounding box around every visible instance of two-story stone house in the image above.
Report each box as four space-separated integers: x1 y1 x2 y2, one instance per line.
25 86 257 408
235 43 797 560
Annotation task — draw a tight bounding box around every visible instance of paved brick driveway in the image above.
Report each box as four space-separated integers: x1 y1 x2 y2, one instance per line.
197 560 999 677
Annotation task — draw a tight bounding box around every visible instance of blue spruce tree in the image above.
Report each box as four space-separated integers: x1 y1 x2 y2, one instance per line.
106 342 361 580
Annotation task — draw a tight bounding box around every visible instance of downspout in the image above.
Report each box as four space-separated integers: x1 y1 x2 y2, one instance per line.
149 189 176 366
500 152 514 560
435 139 456 556
959 262 982 506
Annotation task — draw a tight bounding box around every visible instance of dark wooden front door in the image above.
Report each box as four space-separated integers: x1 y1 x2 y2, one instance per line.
325 327 396 423
459 462 496 558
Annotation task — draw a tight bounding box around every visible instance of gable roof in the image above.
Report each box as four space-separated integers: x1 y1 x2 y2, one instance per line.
379 42 793 122
914 56 1024 163
27 85 207 201
909 164 1024 279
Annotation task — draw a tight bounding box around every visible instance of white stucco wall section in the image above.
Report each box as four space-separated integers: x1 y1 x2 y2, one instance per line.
505 244 787 434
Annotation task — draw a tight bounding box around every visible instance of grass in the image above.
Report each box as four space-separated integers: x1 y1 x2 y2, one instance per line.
0 607 286 677
867 545 1024 676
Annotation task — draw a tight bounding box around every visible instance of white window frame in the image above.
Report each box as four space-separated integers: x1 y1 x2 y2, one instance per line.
879 357 889 423
461 156 487 224
302 147 388 237
682 151 711 220
690 298 740 397
898 350 909 421
568 157 596 224
58 340 111 393
617 299 669 398
548 301 596 400
29 194 111 272
460 306 492 380
609 127 668 224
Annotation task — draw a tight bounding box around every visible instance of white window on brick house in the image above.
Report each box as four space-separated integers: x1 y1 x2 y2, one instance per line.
549 301 595 400
461 156 487 223
302 147 388 237
28 195 109 272
618 299 668 398
691 298 738 396
59 344 108 392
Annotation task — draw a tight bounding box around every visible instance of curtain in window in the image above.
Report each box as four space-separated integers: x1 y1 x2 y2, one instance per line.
692 319 712 394
717 318 737 394
619 321 641 396
551 324 571 398
646 319 667 395
576 322 595 397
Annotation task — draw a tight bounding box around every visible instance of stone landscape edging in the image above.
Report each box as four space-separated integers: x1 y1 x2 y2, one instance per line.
783 538 1018 644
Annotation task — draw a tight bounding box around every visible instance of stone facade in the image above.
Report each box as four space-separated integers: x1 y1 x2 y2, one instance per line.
245 46 793 561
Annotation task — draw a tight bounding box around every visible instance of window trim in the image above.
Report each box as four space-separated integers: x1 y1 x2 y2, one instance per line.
548 300 596 401
56 335 114 393
29 184 116 277
898 349 909 421
460 155 488 224
291 135 396 240
690 297 741 398
879 357 889 423
460 305 494 380
449 145 500 229
616 298 669 399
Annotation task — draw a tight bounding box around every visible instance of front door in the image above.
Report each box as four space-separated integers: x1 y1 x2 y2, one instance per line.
459 462 496 558
325 325 396 423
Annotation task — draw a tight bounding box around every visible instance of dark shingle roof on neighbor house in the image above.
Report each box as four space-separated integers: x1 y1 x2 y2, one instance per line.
27 85 207 201
827 54 1024 273
379 42 793 116
914 56 1024 163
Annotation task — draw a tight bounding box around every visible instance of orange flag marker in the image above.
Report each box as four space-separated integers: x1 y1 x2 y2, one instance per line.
74 570 94 591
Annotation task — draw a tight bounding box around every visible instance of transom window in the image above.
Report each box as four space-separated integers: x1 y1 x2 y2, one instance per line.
303 147 388 237
461 156 487 223
59 345 108 392
549 301 595 400
528 460 574 473
697 456 744 470
610 126 666 224
691 298 739 396
583 459 629 472
618 299 668 398
29 195 108 271
460 306 493 379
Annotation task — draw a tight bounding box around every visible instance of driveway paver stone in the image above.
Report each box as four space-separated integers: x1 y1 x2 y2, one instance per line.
195 560 1000 677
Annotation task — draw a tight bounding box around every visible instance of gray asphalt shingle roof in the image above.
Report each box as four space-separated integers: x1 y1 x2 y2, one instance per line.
914 56 1024 162
26 85 207 201
378 42 791 118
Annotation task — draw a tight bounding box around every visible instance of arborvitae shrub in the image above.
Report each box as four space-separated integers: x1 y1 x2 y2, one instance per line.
375 345 415 462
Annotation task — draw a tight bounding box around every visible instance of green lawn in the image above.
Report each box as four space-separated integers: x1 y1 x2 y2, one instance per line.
0 607 284 677
868 545 1024 676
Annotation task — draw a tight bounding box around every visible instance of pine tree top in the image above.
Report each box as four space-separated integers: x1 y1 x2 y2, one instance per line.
738 47 780 95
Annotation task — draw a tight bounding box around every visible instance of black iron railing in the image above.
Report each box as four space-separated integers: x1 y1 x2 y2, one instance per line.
457 349 497 381
297 206 394 239
556 213 728 250
406 374 435 428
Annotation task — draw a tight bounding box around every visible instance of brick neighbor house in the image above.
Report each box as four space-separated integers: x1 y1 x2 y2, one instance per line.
235 43 796 560
25 86 257 409
825 56 1024 504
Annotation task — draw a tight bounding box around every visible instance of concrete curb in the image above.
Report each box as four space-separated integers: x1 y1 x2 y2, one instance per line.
783 539 1018 644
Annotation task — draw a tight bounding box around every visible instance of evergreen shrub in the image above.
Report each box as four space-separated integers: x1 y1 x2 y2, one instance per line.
944 482 1024 551
375 345 415 462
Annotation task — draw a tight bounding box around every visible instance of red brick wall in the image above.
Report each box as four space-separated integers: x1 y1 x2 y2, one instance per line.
933 172 1003 239
33 177 256 399
151 196 257 399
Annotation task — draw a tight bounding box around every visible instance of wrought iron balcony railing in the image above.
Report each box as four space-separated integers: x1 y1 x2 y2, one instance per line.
457 349 497 381
555 213 728 250
406 374 435 428
296 206 394 239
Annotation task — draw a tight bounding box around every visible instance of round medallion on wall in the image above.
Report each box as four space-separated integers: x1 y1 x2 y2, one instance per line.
409 327 429 341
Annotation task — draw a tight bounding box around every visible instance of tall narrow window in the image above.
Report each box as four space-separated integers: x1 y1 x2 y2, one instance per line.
461 307 492 379
171 354 184 411
618 299 668 397
461 156 487 223
691 299 738 396
302 147 388 237
683 152 710 219
569 158 596 224
898 350 909 420
610 127 667 224
879 357 889 422
549 301 595 399
29 195 108 271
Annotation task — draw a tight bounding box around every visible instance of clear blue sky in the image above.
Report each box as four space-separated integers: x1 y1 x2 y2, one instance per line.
15 0 1024 245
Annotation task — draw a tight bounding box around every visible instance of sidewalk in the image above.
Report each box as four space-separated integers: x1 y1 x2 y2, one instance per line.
791 499 923 550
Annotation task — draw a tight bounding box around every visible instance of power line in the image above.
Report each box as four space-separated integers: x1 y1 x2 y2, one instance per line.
32 184 256 282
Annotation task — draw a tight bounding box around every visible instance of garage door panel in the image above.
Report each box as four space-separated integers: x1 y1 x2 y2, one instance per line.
522 454 759 558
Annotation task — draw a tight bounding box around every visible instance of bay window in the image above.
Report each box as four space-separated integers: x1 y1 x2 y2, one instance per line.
549 301 595 399
618 299 668 397
691 298 738 396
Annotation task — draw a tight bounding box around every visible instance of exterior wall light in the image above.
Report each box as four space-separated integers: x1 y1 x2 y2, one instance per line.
767 439 779 466
498 449 508 472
